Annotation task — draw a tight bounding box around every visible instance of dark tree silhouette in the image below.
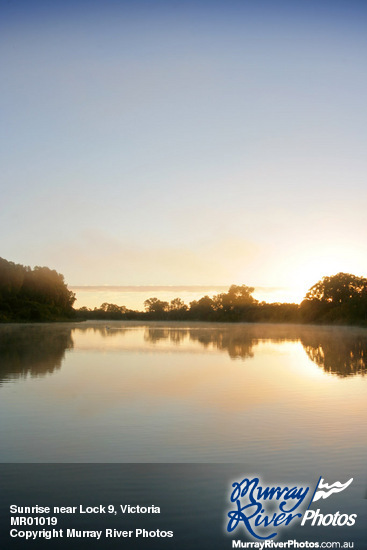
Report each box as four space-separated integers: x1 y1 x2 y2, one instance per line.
213 284 258 320
189 295 216 320
168 298 188 320
0 257 76 321
169 297 188 311
144 297 169 318
301 273 367 324
305 273 367 303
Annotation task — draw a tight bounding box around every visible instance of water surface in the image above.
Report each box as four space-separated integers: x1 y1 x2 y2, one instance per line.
1 321 366 469
2 322 366 546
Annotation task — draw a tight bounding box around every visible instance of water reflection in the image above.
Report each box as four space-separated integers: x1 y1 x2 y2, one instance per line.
0 324 74 384
142 324 303 359
300 328 367 377
144 327 187 345
0 323 366 384
141 324 367 376
1 322 366 464
86 325 129 338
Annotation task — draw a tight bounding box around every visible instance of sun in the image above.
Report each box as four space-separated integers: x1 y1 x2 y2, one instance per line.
285 250 365 305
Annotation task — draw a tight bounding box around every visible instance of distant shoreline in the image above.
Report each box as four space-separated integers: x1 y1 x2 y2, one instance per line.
1 258 366 326
1 319 366 329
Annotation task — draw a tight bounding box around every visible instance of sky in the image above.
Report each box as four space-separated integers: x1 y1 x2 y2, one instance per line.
1 0 367 308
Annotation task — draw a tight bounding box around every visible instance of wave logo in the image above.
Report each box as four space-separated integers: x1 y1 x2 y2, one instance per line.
311 477 353 503
301 477 356 528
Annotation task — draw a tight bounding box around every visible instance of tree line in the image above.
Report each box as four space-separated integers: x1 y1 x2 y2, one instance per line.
77 273 367 326
0 257 76 321
1 256 367 325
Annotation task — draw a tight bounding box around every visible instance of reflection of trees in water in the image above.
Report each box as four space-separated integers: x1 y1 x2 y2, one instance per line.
300 328 367 377
188 329 255 360
144 328 188 345
7 322 361 382
143 326 262 356
141 323 367 376
0 325 73 384
144 324 304 360
74 325 129 338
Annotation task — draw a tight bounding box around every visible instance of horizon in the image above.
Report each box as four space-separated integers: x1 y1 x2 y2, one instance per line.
69 280 321 310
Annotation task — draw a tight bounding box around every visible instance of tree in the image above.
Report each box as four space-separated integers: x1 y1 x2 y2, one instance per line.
99 303 127 318
214 284 257 310
212 284 258 321
305 273 367 304
23 266 76 310
189 295 215 320
0 257 76 321
100 302 127 314
144 297 169 318
301 273 367 324
169 298 188 311
168 297 188 320
0 257 25 295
